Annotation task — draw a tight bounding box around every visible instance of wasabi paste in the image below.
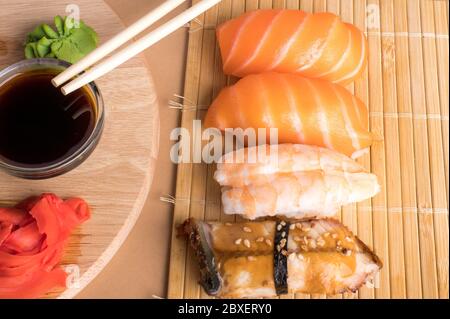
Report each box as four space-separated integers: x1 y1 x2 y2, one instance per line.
25 16 98 64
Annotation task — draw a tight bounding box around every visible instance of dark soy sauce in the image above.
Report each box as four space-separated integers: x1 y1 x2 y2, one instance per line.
0 69 96 166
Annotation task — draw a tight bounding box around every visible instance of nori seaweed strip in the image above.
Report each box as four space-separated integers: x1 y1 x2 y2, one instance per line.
179 219 222 295
273 220 290 295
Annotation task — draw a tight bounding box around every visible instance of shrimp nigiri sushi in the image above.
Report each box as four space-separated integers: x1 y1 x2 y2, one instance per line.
204 72 373 158
215 144 380 220
217 9 368 85
181 218 382 297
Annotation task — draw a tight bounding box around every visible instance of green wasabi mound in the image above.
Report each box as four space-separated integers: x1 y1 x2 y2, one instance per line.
25 16 98 64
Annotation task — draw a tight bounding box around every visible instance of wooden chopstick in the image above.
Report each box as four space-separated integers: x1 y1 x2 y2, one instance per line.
57 0 222 95
52 0 186 88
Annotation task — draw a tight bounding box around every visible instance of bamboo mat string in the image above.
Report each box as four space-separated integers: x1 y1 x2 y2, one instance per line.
168 93 210 110
162 194 450 214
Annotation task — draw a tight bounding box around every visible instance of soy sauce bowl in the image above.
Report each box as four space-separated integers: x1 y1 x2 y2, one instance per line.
0 59 104 179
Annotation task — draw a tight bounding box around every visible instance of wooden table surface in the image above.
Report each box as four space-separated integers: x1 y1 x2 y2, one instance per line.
76 0 189 298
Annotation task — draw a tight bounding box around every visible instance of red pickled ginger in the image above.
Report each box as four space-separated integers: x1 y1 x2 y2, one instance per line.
0 193 90 298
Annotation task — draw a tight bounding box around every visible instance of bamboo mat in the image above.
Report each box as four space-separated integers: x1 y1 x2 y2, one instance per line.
168 0 449 299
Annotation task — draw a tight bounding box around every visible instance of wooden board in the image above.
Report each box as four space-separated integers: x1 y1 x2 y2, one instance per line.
0 0 159 298
168 0 449 299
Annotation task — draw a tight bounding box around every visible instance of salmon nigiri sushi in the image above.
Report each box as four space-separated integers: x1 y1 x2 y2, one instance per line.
204 72 373 158
217 9 368 85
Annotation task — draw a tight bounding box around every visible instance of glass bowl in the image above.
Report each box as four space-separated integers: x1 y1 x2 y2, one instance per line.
0 58 104 179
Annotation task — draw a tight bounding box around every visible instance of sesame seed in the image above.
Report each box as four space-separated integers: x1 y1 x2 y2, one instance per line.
309 239 317 249
296 223 302 229
303 227 311 232
277 224 282 231
345 236 353 242
225 223 232 226
217 262 221 269
235 238 242 245
294 236 301 242
243 226 252 233
280 238 287 248
281 231 286 238
276 244 281 252
280 221 286 226
324 232 330 237
331 233 338 239
243 239 251 248
265 239 272 246
289 224 296 230
281 250 288 256
247 256 256 261
256 237 264 242
303 236 309 244
345 250 352 256
298 254 304 261
301 245 308 251
337 240 342 246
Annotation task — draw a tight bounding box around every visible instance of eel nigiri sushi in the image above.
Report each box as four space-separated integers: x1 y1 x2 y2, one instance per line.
204 72 373 159
181 218 382 298
217 9 368 85
215 144 380 220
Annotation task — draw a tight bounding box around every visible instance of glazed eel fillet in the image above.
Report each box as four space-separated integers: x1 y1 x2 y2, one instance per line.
181 218 382 298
